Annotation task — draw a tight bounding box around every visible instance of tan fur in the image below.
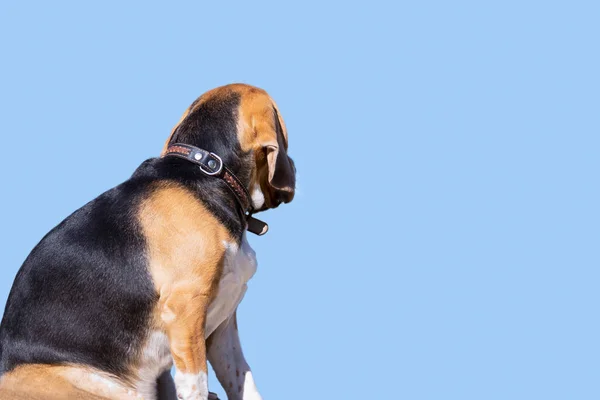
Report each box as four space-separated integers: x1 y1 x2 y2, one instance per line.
139 183 231 376
237 86 289 152
0 365 137 400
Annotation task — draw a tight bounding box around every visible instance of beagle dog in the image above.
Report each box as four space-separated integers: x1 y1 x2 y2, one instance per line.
0 83 295 400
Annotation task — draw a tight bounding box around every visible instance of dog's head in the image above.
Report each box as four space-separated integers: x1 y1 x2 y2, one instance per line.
162 84 295 212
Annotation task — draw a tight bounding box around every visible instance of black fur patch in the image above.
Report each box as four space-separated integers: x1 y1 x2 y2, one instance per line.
0 180 156 376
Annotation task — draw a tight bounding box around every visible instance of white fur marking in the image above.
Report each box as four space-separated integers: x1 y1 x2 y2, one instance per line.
250 185 265 209
174 370 208 400
89 372 118 390
242 371 263 400
136 331 173 400
207 235 257 337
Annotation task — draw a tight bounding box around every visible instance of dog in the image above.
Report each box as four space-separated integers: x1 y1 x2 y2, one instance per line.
0 83 295 400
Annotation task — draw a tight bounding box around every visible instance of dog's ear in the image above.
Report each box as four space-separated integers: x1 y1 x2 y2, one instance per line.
262 107 295 204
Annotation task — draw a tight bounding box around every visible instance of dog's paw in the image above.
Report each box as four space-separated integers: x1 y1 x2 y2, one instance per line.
174 370 208 400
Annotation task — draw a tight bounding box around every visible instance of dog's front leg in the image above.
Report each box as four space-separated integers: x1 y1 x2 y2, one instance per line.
162 284 212 400
207 311 262 400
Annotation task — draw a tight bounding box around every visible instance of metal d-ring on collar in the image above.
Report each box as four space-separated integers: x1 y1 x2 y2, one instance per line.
162 143 269 236
198 153 223 176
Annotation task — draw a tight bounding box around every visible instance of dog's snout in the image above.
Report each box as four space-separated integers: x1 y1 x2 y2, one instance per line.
275 189 295 205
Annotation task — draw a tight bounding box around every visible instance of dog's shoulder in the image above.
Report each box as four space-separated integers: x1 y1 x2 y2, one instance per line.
137 174 233 291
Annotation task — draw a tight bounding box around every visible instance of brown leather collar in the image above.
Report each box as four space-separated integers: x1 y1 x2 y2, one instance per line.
163 143 268 236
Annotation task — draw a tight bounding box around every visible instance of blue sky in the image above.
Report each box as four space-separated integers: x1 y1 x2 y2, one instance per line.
0 1 598 399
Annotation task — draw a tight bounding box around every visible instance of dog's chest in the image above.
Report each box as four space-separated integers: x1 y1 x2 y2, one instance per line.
205 235 258 337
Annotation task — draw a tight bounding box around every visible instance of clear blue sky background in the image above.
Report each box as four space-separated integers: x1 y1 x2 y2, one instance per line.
0 1 598 399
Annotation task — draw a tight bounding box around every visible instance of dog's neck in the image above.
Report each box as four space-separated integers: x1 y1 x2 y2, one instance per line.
162 143 255 215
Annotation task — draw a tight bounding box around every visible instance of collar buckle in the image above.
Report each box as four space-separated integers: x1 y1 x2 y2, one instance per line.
198 152 223 176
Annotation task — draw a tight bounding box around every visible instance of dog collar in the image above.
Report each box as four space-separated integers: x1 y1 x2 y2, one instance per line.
163 143 268 236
